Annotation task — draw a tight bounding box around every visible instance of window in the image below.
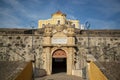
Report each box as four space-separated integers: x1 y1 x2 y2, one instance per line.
73 24 75 27
48 23 50 25
42 24 45 27
57 20 60 24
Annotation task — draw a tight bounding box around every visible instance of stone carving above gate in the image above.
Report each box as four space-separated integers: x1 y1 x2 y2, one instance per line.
43 24 75 46
51 37 67 44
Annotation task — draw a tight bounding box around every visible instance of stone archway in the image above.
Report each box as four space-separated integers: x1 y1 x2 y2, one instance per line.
52 49 67 73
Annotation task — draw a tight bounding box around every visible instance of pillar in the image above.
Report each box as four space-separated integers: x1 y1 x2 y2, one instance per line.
67 47 73 75
45 47 51 75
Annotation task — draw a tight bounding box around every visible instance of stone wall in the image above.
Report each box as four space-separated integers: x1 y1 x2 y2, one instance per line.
0 29 44 68
0 28 120 70
76 30 120 62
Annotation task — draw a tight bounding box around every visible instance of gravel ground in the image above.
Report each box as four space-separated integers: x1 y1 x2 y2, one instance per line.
35 73 83 80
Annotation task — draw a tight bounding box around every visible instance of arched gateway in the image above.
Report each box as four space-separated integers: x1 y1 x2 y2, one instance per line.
52 49 67 73
52 49 66 58
42 11 77 76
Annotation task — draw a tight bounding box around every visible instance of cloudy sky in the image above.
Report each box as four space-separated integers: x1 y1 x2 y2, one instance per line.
0 0 120 29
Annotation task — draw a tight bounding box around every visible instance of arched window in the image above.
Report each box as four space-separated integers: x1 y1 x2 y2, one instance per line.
73 24 75 27
57 20 60 24
48 23 50 25
66 22 68 24
42 24 45 27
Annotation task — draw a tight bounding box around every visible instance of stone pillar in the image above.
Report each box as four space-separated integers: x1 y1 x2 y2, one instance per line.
46 47 51 75
67 47 73 75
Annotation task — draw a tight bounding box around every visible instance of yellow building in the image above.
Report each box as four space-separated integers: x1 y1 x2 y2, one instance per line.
38 11 80 28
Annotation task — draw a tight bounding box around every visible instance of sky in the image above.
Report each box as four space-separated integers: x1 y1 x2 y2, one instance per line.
0 0 120 29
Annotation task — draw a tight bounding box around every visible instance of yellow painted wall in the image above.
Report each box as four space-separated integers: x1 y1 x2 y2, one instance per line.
38 12 80 29
88 61 108 80
68 20 80 28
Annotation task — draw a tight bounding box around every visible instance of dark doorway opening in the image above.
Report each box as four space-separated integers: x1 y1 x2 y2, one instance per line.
52 58 66 74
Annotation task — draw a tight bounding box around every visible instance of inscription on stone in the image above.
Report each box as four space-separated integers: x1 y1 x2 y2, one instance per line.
51 37 67 44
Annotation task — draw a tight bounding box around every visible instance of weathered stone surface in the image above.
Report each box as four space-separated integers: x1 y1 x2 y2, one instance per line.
34 68 47 77
0 61 27 80
35 73 83 80
100 62 120 80
0 28 120 79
